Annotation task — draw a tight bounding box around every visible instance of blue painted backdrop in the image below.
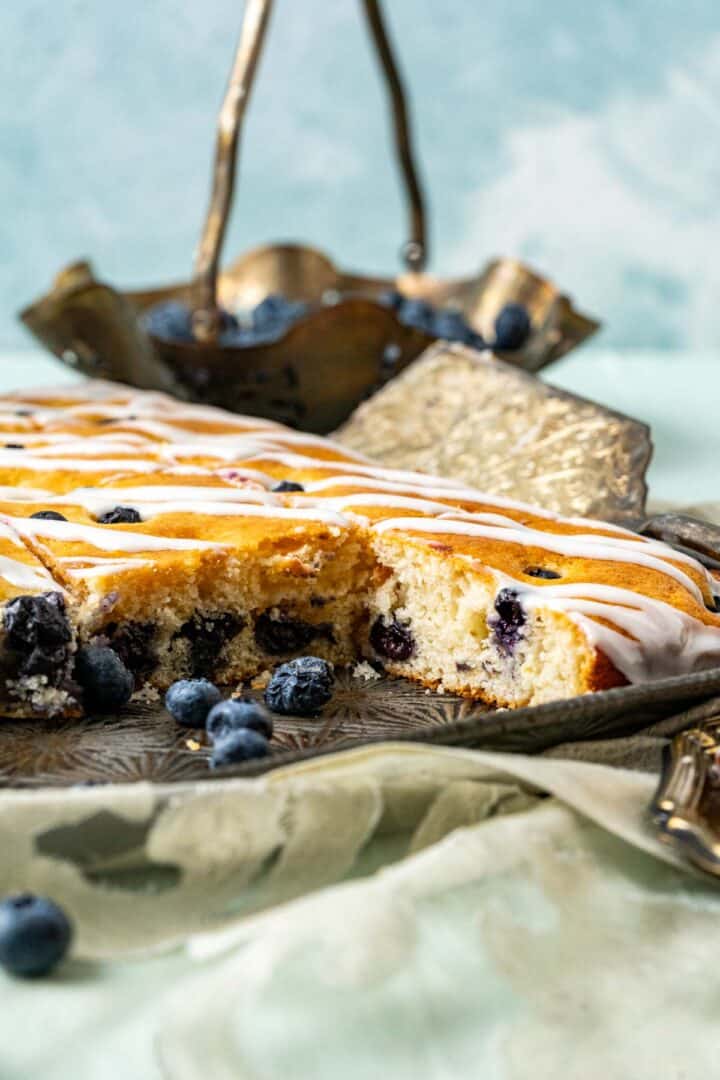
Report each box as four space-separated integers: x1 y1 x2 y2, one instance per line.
3 0 719 349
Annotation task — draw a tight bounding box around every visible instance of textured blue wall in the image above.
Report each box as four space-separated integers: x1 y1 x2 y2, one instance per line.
3 0 719 348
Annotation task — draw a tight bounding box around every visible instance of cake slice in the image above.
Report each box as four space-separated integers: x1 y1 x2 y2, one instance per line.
0 482 371 694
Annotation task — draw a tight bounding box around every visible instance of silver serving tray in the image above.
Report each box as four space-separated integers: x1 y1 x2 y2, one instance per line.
1 666 720 789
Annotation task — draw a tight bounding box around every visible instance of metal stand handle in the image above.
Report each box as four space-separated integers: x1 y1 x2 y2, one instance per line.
193 0 274 343
192 0 427 341
361 0 427 274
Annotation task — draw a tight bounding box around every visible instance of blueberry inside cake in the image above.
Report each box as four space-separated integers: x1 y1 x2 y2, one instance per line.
0 378 717 718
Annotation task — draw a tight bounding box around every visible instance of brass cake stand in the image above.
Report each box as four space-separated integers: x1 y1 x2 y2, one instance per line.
21 0 599 432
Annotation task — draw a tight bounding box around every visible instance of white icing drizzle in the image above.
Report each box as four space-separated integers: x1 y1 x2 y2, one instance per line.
0 485 54 501
162 431 368 465
61 559 155 580
8 517 224 553
508 580 720 683
54 486 282 513
241 451 468 487
0 452 159 473
0 554 54 591
371 514 707 602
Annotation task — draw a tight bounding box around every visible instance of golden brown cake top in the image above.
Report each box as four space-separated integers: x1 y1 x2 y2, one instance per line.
0 378 717 686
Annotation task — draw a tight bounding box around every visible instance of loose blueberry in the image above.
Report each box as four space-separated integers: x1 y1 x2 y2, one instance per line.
272 480 304 493
0 893 73 978
4 443 24 450
494 303 531 351
524 567 561 580
165 679 222 727
254 613 319 655
490 588 526 653
378 289 405 310
252 294 293 330
14 409 32 417
206 698 273 741
4 592 72 681
143 300 195 344
30 511 67 522
96 506 143 525
265 656 334 716
369 616 415 662
210 728 269 769
466 331 487 351
432 308 473 343
382 343 402 368
250 291 306 332
397 298 435 333
74 645 134 712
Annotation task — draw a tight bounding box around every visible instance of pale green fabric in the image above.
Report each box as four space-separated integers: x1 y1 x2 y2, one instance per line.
0 746 716 1080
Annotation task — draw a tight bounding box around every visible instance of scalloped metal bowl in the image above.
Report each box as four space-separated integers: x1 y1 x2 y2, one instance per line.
20 243 600 434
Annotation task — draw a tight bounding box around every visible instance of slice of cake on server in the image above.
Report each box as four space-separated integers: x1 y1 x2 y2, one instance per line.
0 379 716 718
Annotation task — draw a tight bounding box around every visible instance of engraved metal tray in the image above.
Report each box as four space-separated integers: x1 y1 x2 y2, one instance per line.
0 340 714 790
2 667 720 789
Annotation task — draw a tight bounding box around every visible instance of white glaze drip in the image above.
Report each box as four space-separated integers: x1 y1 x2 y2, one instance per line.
371 514 707 602
0 554 54 591
504 579 720 683
8 517 223 553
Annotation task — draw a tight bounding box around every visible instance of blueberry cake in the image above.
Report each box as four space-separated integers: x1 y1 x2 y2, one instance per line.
0 378 717 717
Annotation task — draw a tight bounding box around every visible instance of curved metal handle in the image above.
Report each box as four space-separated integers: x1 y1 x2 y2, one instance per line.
361 0 427 273
192 0 428 340
192 0 274 342
651 724 720 876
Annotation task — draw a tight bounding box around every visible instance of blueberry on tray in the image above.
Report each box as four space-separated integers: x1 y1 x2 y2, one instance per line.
265 656 335 716
206 698 274 741
165 679 222 727
210 728 269 769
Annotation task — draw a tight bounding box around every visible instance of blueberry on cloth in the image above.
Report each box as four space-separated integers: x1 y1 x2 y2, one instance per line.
74 645 134 712
272 480 304 493
165 679 222 728
265 656 334 717
493 303 531 351
210 728 269 769
30 511 67 522
0 893 73 977
369 616 415 662
206 698 274 741
96 506 143 525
